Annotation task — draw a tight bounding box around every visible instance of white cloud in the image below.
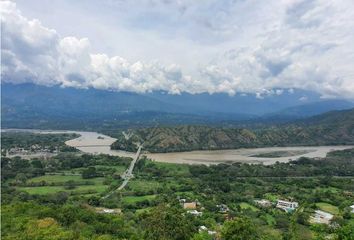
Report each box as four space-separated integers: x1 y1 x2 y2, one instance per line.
1 0 354 99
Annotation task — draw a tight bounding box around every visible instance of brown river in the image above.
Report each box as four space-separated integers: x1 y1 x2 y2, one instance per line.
3 129 353 165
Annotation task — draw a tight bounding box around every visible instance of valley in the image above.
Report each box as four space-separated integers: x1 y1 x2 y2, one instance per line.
3 129 353 165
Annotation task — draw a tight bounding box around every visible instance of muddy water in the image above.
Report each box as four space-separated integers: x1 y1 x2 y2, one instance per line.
2 129 353 165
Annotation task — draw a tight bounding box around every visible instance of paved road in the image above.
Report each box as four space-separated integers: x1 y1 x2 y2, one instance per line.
102 145 142 199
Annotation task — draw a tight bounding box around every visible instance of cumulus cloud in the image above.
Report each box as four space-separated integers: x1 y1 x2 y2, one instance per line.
1 0 354 98
0 1 190 94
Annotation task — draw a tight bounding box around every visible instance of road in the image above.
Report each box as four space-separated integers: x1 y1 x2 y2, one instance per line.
102 145 142 199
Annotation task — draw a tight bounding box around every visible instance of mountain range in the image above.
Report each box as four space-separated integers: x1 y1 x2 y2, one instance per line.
2 83 354 130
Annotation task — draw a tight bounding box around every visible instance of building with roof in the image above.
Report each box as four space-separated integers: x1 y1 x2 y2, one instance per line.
183 202 197 209
187 210 203 216
276 200 298 212
310 210 333 225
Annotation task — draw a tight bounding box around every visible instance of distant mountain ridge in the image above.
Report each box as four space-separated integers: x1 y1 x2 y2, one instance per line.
2 83 354 129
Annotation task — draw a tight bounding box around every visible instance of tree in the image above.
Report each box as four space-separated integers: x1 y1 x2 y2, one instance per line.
336 221 354 240
31 159 44 168
15 173 27 184
143 204 194 240
221 217 259 240
64 180 76 190
82 167 97 179
192 231 213 240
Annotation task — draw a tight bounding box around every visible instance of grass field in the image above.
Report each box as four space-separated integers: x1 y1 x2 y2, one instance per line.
19 175 107 195
18 184 108 195
151 161 190 176
126 179 161 192
240 202 259 211
63 165 127 175
316 202 340 215
27 175 105 184
122 195 156 204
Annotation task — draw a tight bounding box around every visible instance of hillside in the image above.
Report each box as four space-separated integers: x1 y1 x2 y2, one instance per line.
111 108 354 153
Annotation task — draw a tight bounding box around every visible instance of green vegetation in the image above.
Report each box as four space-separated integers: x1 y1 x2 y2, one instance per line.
2 146 354 239
316 202 340 215
239 202 259 212
250 150 311 158
111 108 354 152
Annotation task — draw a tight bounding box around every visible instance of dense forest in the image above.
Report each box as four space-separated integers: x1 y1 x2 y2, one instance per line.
111 109 354 153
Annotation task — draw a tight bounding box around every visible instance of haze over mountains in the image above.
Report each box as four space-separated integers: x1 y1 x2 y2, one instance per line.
2 83 354 130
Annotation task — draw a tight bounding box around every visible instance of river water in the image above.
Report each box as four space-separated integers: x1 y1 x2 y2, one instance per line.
2 129 353 165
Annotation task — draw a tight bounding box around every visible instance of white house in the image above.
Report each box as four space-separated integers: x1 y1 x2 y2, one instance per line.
310 210 333 225
276 200 298 212
350 204 354 213
199 226 217 236
216 204 229 213
187 210 203 216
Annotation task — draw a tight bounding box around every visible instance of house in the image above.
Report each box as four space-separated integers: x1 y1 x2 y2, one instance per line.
183 202 197 209
199 226 217 236
187 210 202 216
254 199 272 208
179 198 186 203
276 200 298 212
350 204 354 213
199 226 208 232
217 204 229 213
310 210 333 225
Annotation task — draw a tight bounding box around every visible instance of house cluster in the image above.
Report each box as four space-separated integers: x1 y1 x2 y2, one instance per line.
254 198 299 213
180 198 231 217
7 145 59 156
178 198 218 238
180 199 203 216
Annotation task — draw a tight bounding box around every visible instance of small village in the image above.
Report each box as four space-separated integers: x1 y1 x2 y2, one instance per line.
5 145 59 156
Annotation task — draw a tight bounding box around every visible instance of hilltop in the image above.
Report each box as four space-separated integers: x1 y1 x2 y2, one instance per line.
111 108 354 153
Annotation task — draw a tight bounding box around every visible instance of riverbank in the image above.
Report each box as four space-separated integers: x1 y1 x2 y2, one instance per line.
2 129 353 165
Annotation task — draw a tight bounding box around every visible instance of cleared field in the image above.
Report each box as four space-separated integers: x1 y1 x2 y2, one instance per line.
240 202 259 211
316 202 340 215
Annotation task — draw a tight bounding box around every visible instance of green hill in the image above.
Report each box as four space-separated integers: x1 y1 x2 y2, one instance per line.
111 109 354 153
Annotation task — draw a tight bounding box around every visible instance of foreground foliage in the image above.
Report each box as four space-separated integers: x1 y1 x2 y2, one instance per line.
1 148 354 239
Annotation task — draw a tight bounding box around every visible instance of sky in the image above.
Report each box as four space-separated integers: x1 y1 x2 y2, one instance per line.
1 0 354 98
